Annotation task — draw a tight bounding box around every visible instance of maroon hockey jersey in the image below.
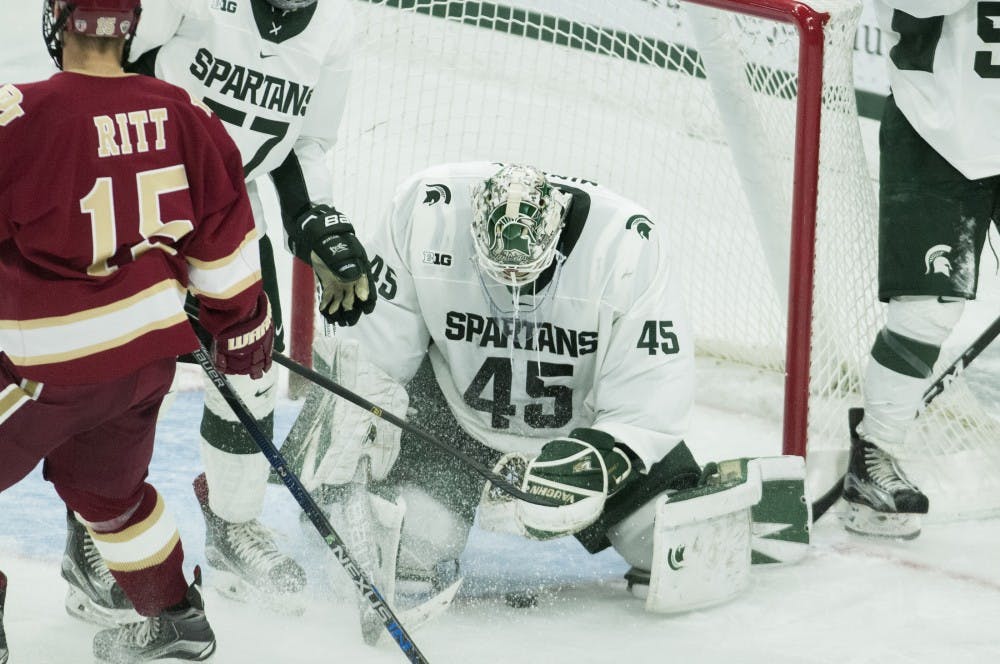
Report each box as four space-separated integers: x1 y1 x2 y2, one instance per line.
0 72 264 384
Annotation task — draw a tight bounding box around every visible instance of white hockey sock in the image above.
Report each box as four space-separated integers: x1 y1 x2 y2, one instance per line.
859 360 927 456
200 443 271 523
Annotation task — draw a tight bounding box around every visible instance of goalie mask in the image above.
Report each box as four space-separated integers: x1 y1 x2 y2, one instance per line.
470 164 571 287
264 0 318 9
43 0 142 70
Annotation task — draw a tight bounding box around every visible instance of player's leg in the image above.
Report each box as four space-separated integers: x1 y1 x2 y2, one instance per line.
0 356 80 663
45 359 215 663
0 355 145 627
0 569 7 664
373 358 495 599
195 234 306 610
846 95 997 538
0 355 58 493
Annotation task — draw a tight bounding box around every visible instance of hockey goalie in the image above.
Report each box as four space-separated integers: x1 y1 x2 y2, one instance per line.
281 162 810 634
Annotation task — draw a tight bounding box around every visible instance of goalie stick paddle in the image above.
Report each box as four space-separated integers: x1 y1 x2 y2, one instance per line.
811 313 1000 522
270 351 557 507
189 341 430 664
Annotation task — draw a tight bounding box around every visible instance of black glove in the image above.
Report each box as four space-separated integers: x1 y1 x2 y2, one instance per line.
288 204 376 327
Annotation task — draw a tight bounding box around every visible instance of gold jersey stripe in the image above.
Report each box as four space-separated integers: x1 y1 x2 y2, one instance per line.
0 280 185 330
7 312 187 367
104 531 181 573
188 272 262 300
90 493 167 545
0 379 42 426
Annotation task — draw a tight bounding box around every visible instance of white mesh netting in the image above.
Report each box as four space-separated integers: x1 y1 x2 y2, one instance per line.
320 0 1000 520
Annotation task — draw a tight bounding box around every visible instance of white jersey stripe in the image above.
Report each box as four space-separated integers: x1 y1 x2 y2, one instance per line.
89 493 181 572
0 281 188 365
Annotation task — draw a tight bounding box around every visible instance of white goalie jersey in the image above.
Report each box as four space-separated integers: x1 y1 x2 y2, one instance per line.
340 162 695 469
128 0 354 197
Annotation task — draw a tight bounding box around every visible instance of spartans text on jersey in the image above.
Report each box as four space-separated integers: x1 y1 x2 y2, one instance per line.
444 311 598 357
189 48 313 116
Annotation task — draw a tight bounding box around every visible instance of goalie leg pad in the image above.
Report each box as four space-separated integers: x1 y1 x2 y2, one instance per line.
327 484 406 605
284 336 407 489
610 460 762 614
748 456 811 565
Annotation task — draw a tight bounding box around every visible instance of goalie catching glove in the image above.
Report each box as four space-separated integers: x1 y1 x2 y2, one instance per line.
517 427 638 539
288 204 376 327
209 291 274 379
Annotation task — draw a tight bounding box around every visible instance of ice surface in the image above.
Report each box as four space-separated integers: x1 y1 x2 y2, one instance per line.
3 5 1000 663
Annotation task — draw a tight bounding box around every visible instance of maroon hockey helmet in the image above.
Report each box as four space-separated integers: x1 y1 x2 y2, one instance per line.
43 0 142 70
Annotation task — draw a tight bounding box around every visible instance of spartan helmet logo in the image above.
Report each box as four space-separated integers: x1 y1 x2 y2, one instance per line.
423 184 452 206
470 164 571 286
924 244 953 277
625 214 654 239
485 183 543 260
667 545 686 571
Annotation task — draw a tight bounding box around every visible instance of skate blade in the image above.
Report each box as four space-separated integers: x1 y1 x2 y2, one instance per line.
92 640 216 664
361 577 463 645
209 569 306 617
65 586 141 628
843 503 922 540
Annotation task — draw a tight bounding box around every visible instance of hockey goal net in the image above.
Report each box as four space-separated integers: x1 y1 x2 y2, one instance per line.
289 0 1000 521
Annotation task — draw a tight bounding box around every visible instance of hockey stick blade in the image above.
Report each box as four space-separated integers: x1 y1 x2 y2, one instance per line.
271 351 557 507
811 313 1000 522
189 342 430 663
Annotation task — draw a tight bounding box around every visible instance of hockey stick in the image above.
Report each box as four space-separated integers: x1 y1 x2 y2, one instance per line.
270 350 555 506
181 299 545 506
811 313 1000 521
189 341 430 663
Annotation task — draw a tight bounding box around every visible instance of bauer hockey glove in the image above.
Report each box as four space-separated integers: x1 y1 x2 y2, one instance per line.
288 204 377 327
210 291 274 380
517 427 637 539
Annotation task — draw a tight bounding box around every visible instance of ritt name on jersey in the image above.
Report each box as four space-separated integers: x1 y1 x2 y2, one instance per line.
189 47 314 116
444 311 598 358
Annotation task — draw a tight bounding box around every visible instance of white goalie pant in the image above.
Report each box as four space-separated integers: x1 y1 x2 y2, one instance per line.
608 460 763 614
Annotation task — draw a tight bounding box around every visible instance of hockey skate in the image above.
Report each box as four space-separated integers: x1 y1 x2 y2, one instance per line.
92 567 215 664
193 474 306 614
61 511 141 627
1 570 9 664
843 408 929 540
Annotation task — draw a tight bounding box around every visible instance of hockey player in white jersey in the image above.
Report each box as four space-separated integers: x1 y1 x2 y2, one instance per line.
285 162 808 623
843 2 1000 538
59 0 377 621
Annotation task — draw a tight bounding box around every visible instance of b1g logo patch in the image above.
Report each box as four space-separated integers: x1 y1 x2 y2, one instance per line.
422 251 453 266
